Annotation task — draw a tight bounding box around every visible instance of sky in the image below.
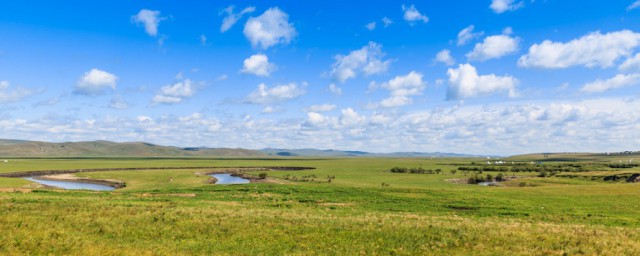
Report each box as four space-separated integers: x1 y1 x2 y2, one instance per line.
1 0 640 155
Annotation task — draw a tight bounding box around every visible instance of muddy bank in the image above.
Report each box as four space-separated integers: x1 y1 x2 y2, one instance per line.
197 170 268 183
34 174 126 189
0 166 316 178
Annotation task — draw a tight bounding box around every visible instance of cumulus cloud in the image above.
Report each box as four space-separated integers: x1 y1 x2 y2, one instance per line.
220 5 255 32
365 22 376 31
74 69 117 96
306 104 336 112
466 31 519 61
328 84 343 95
132 9 163 37
457 25 484 46
241 54 276 76
518 30 640 69
0 81 34 103
152 79 196 105
306 112 331 126
340 108 366 126
6 97 640 155
246 82 305 104
243 7 296 49
446 64 518 100
435 49 456 66
382 17 393 27
619 53 640 71
402 4 429 24
378 71 427 108
580 73 640 93
490 0 524 13
330 42 391 83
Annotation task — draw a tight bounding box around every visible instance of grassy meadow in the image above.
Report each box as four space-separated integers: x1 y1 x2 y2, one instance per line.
0 156 639 255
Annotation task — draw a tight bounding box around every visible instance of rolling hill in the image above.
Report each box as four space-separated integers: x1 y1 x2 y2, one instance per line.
0 139 265 157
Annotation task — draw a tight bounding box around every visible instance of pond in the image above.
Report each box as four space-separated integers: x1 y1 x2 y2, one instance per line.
210 173 250 184
24 177 116 191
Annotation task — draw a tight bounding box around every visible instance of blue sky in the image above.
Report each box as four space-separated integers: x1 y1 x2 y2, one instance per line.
1 0 640 155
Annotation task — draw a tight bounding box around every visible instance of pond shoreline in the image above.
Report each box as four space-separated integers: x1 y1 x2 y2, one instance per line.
29 174 126 189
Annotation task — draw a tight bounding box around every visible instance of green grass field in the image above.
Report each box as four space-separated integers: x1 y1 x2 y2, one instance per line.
1 156 639 255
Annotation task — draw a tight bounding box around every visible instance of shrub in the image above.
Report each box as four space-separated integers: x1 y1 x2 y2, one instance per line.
258 173 268 179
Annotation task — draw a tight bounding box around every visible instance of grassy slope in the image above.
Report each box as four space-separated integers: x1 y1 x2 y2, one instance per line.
0 140 266 157
1 157 640 255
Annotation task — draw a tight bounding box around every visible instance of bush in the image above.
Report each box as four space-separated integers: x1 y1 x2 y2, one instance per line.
468 175 486 184
258 173 268 179
495 173 505 182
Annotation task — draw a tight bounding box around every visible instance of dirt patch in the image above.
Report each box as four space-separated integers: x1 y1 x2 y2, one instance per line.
446 178 469 184
317 202 355 207
0 188 33 193
138 193 196 198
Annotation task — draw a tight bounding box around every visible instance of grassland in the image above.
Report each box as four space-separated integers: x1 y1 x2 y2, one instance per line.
1 156 639 255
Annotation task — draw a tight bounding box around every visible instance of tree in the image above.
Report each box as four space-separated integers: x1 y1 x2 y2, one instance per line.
450 169 457 175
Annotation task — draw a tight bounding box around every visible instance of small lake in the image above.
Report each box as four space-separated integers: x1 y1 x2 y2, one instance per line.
24 177 115 191
210 174 250 184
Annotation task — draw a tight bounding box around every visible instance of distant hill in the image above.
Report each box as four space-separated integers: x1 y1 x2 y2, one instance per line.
0 139 265 157
260 148 482 158
0 139 490 158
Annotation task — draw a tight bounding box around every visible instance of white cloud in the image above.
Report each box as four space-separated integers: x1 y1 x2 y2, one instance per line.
246 82 305 104
457 25 484 46
6 97 640 155
220 6 255 33
340 108 366 126
382 17 393 27
365 22 376 31
306 104 336 112
329 84 343 95
0 81 34 103
132 9 163 37
628 1 640 11
518 30 640 69
379 71 427 108
580 73 640 93
330 42 391 83
490 0 524 14
466 33 519 61
435 49 456 66
243 7 296 49
306 112 330 126
402 4 429 24
619 53 640 71
108 95 129 110
241 54 276 76
152 79 195 105
200 34 207 45
75 69 117 96
261 106 281 114
446 64 518 100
